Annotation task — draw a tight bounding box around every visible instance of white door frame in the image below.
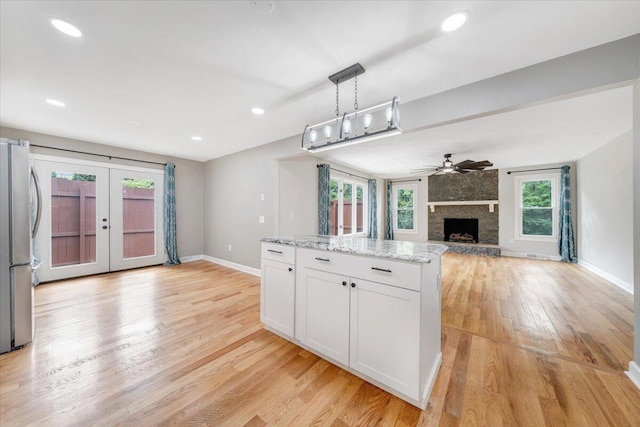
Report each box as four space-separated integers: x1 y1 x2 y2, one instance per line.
109 168 164 271
34 159 110 281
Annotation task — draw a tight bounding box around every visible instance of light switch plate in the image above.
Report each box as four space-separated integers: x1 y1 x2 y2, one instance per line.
259 216 265 223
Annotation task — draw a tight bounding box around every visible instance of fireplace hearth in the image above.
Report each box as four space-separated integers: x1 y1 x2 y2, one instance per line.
444 218 479 244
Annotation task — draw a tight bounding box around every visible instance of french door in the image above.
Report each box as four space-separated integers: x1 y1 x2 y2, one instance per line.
34 159 164 282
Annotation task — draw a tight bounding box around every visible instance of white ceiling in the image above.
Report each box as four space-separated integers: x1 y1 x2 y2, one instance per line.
319 85 633 177
1 1 639 172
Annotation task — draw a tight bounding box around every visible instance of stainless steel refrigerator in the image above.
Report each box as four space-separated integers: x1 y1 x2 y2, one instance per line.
0 138 41 354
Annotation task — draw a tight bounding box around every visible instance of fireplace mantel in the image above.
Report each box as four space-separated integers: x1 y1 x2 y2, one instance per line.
427 200 499 213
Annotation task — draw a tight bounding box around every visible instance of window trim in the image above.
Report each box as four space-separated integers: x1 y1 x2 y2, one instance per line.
514 173 559 242
330 173 368 237
392 183 418 234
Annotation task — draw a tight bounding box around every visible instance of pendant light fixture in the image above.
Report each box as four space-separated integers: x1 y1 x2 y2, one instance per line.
301 63 401 153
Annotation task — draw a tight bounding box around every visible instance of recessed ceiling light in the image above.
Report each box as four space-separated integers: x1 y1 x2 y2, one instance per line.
46 99 66 107
191 136 202 141
50 18 83 38
252 107 265 115
441 11 468 32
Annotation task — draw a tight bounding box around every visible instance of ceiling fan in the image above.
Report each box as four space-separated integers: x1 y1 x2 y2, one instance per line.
412 153 493 176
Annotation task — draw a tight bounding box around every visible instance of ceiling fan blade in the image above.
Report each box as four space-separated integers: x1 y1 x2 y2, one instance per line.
454 159 475 168
429 170 441 176
456 169 469 173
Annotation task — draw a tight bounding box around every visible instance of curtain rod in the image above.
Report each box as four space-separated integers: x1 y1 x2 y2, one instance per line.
31 144 167 166
506 166 568 175
317 164 369 181
390 178 422 183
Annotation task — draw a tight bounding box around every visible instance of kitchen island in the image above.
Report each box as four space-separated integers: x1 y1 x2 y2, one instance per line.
260 235 448 409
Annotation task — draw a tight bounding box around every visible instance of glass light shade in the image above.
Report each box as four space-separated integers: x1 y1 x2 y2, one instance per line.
323 125 332 139
310 129 318 142
363 113 373 130
385 107 393 124
343 119 352 135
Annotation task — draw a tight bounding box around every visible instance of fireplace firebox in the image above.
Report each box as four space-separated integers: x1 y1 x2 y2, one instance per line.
444 218 479 244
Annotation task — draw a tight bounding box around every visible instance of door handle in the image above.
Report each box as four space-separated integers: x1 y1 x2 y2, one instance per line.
288 267 293 272
351 282 356 288
102 225 108 230
314 257 330 262
30 167 42 237
371 267 392 273
342 281 347 286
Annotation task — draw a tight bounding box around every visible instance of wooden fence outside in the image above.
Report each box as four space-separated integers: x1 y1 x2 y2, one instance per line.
50 178 155 267
329 201 364 235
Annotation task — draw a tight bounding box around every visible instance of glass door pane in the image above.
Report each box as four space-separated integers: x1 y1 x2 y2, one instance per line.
122 178 156 259
50 171 97 267
356 185 364 233
110 169 164 271
342 183 353 235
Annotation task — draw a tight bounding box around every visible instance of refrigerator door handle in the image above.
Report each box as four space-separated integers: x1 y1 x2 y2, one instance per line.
31 167 42 237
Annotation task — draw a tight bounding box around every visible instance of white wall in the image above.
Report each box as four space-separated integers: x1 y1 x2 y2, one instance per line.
278 155 319 236
577 130 633 291
498 162 577 260
0 126 205 258
203 137 379 269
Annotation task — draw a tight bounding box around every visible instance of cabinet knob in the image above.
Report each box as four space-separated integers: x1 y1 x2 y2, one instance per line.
342 281 347 286
288 267 293 272
351 282 356 288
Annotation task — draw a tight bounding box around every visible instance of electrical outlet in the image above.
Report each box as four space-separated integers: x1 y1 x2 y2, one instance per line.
228 245 232 251
259 216 265 223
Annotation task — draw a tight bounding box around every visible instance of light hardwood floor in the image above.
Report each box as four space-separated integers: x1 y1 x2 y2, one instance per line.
1 254 638 426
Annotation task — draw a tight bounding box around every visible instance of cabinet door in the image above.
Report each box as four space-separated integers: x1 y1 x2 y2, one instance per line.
261 259 295 338
350 278 420 399
297 268 350 365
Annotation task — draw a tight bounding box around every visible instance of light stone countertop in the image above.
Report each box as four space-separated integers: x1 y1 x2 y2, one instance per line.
261 235 448 263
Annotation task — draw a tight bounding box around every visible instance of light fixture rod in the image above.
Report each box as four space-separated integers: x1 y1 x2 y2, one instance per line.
328 63 365 85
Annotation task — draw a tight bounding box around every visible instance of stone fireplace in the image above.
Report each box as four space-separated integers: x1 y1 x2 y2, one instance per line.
428 169 499 250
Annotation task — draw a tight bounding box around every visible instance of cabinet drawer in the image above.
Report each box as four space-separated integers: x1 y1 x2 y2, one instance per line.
297 248 421 291
262 243 295 264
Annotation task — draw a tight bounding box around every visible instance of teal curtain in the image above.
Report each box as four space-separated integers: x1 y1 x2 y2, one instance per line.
367 179 377 239
559 165 576 263
384 180 394 240
318 164 330 235
163 163 180 265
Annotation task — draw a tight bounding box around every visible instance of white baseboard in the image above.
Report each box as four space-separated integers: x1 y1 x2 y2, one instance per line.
202 255 261 277
180 255 204 263
502 251 562 262
578 259 633 294
626 362 640 390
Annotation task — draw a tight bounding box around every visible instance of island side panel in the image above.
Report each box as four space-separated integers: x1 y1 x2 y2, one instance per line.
420 257 443 402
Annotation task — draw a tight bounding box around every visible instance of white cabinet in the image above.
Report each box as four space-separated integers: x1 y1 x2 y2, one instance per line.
260 247 295 338
296 268 350 365
350 279 420 398
261 242 443 409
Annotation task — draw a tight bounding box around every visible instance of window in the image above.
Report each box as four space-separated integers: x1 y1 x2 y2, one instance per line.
329 176 367 236
515 174 558 241
393 184 417 234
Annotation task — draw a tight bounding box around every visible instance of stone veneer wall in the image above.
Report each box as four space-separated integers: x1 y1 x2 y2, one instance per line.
428 169 499 244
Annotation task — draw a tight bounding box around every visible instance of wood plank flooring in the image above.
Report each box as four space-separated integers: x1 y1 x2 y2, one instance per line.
1 254 638 426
